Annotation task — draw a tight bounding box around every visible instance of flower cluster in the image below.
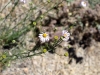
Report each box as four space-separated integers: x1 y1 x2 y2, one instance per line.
38 30 70 43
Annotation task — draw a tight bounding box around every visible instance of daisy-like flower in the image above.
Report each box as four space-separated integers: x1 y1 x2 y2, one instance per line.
20 0 26 3
81 1 87 8
38 32 50 43
62 30 70 41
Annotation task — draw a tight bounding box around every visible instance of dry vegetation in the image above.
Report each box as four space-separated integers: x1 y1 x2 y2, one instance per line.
0 0 100 75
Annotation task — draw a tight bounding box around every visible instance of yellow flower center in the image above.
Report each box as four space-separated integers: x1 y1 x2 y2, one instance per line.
43 33 47 38
83 2 86 5
63 34 67 37
82 1 86 6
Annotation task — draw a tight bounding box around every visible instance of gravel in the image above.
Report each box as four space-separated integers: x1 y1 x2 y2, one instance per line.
0 0 100 75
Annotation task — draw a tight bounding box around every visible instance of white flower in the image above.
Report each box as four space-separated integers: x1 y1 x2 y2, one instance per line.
20 0 26 3
81 1 87 7
62 30 70 41
38 32 50 43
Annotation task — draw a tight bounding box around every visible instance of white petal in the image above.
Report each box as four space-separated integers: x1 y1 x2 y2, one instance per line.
81 1 86 7
39 34 43 36
62 30 65 34
67 33 70 36
46 37 49 41
63 38 67 41
41 38 45 43
62 30 68 35
38 36 42 38
63 37 69 41
40 37 43 41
